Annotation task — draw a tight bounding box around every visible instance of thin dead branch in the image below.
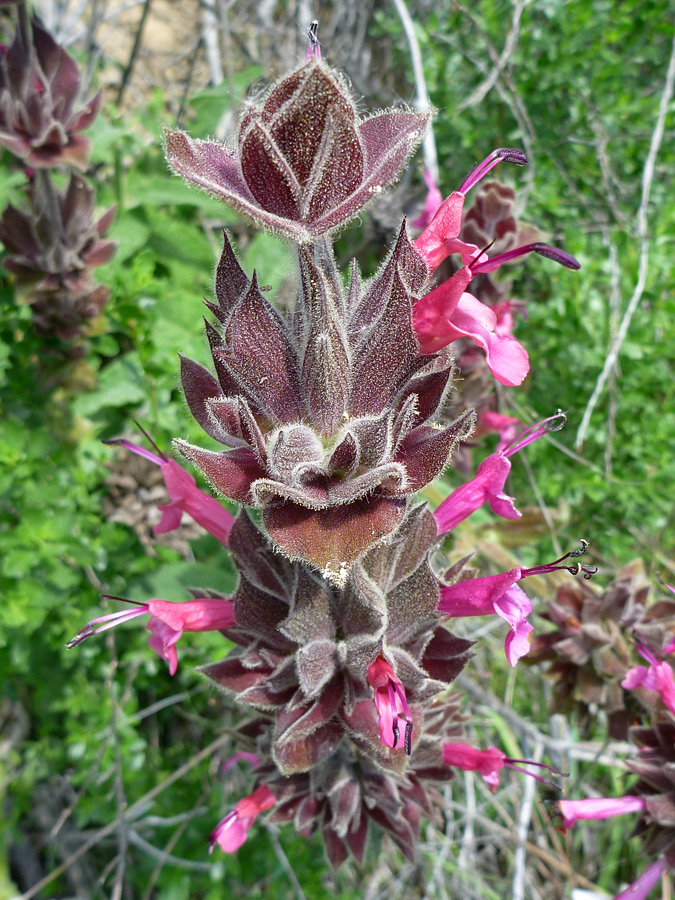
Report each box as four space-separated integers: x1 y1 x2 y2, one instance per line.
457 0 532 113
575 26 675 449
17 733 231 900
116 0 153 106
512 739 543 900
390 0 438 181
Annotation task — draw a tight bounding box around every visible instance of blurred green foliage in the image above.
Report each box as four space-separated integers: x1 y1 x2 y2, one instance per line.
374 0 675 567
0 2 673 897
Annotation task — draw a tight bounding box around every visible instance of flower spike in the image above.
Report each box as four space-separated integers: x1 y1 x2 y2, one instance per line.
165 58 430 241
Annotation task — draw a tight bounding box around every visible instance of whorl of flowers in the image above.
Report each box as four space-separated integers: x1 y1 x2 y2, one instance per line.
0 7 114 355
70 37 601 867
528 561 675 738
557 622 675 899
0 171 116 341
0 6 101 167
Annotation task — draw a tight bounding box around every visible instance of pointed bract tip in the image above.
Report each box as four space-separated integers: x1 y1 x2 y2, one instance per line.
531 243 581 269
495 147 528 166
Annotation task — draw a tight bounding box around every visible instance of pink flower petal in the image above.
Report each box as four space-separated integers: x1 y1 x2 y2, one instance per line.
504 616 534 666
613 858 668 900
439 571 532 665
443 293 530 386
414 191 466 269
558 795 646 829
434 452 517 536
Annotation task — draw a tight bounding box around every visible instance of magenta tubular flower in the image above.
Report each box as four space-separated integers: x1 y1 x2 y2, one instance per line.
439 569 533 666
67 596 235 675
367 657 414 754
438 542 597 665
413 243 578 386
209 784 276 854
414 148 528 271
622 636 675 716
417 288 530 386
106 438 234 545
442 742 507 791
442 741 561 792
613 859 668 900
411 170 444 229
434 413 566 536
557 795 647 830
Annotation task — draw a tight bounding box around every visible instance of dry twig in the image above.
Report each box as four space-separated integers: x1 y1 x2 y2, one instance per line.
390 0 438 181
575 27 675 449
17 733 231 900
457 0 532 113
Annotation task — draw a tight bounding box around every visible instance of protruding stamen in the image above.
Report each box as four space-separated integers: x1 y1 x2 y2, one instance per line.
471 242 581 274
569 539 589 558
631 630 660 667
459 148 528 195
132 417 166 456
305 20 321 61
505 763 564 791
522 541 597 580
387 677 414 756
470 239 495 267
102 593 147 606
103 438 165 466
503 412 567 458
66 602 148 648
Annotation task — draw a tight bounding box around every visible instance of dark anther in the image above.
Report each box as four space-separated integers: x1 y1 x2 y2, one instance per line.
404 722 413 756
392 722 400 747
530 243 581 270
569 539 589 558
564 562 597 579
471 239 495 267
495 147 528 166
522 540 596 581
